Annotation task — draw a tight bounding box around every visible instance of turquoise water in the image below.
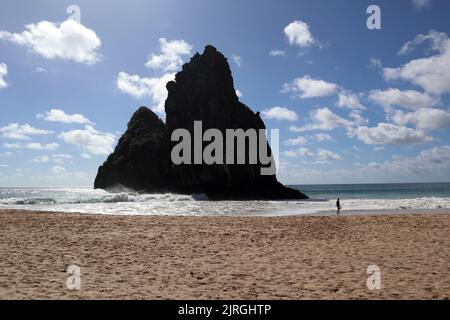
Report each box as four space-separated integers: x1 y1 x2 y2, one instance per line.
292 183 450 200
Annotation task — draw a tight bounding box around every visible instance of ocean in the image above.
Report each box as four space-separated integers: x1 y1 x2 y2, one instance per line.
0 183 449 216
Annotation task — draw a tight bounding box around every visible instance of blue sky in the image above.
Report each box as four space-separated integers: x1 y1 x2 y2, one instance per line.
1 0 450 186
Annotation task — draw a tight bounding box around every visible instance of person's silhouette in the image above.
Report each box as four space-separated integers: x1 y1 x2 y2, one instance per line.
336 198 341 215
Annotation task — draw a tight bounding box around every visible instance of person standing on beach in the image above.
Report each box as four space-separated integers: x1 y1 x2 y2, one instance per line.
336 198 341 215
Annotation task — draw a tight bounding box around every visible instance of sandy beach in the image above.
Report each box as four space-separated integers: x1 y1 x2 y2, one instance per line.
0 209 449 300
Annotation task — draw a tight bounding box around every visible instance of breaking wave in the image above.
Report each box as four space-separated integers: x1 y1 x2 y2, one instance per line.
0 187 449 216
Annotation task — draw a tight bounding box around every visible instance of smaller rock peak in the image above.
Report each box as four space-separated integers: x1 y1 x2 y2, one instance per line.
136 106 150 113
129 106 162 126
203 45 218 54
132 106 152 118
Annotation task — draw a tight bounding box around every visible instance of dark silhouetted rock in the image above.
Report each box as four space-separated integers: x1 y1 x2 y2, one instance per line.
94 45 308 200
94 106 171 192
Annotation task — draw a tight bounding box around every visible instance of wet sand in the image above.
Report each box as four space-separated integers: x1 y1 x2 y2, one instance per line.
0 209 449 299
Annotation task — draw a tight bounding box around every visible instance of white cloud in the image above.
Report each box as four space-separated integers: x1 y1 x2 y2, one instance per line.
284 132 336 148
51 165 67 175
290 107 353 132
34 67 47 73
348 123 433 145
282 147 340 163
52 153 73 164
316 149 341 161
264 146 450 184
284 20 316 48
80 153 91 159
391 108 450 130
0 63 8 89
26 143 42 150
262 106 298 121
370 57 382 69
2 143 21 149
30 156 49 163
36 108 93 125
283 76 338 98
314 133 334 142
282 147 314 158
26 142 59 151
120 38 193 115
0 19 101 64
360 146 450 181
349 112 369 126
235 89 243 98
117 71 175 114
284 133 334 146
337 91 365 111
1 152 13 158
59 125 115 156
284 136 308 146
398 30 446 55
269 50 286 57
145 38 192 72
412 0 432 9
383 31 450 95
295 148 314 158
0 123 53 140
232 54 242 67
369 88 438 110
282 150 299 158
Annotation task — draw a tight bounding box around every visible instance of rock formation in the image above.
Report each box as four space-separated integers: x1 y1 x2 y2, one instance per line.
94 45 308 200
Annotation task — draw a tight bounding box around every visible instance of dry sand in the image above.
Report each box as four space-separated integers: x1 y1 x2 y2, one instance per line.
0 209 449 299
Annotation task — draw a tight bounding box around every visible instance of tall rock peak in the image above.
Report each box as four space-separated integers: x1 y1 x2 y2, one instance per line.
95 46 308 200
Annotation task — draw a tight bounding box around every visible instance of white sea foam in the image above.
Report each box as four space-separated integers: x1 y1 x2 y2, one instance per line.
0 187 449 216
